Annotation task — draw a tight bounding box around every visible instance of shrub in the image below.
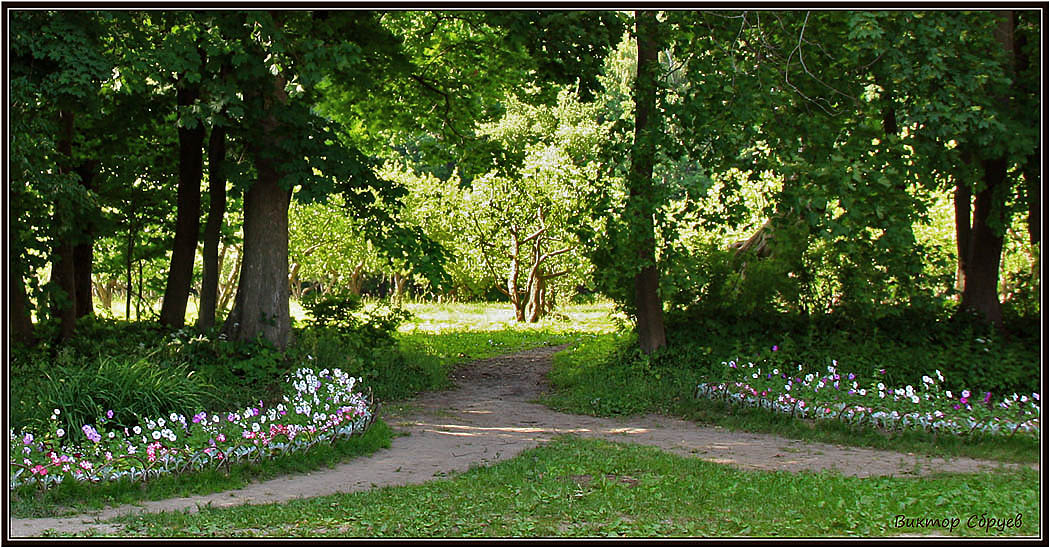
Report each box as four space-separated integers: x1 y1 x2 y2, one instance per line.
12 353 217 443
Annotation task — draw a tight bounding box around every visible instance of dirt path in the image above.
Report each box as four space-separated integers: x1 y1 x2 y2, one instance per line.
8 345 1032 538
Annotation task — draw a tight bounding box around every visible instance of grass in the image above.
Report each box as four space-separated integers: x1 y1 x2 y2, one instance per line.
16 300 1040 536
544 331 1041 464
10 420 394 519
72 437 1038 538
9 301 620 520
394 301 623 393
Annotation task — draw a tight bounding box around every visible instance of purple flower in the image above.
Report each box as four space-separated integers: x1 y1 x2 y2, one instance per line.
106 410 114 419
983 392 992 404
772 346 779 352
848 373 855 380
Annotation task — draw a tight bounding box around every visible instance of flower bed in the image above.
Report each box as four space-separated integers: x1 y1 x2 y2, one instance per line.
10 367 376 490
696 353 1040 437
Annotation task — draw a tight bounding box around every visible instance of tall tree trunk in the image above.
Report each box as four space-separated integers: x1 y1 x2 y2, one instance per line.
72 161 99 318
50 109 77 341
198 123 227 330
953 182 972 294
222 178 292 348
959 158 1007 326
626 11 666 353
223 72 292 349
958 12 1014 327
160 79 206 328
125 220 135 321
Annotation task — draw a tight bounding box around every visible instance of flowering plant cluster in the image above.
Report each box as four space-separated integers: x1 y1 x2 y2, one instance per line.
696 350 1040 438
10 367 375 490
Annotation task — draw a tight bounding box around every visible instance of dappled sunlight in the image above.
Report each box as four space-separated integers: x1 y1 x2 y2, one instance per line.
397 301 621 334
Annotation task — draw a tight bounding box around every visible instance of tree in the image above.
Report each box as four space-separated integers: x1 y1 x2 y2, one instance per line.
454 90 605 321
158 20 209 328
626 11 667 352
9 10 112 341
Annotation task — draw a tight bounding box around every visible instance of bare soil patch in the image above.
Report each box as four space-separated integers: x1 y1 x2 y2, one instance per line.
8 344 1031 538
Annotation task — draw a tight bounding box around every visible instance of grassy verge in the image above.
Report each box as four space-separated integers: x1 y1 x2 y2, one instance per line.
544 333 1040 464
81 437 1038 538
11 420 393 519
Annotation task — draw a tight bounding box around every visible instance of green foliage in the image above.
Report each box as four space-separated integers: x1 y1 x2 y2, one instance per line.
301 291 365 330
12 353 216 443
106 437 1037 537
546 312 1039 462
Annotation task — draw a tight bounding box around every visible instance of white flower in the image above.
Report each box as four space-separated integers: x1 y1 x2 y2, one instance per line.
152 431 162 440
170 413 179 422
911 395 920 404
961 390 971 398
946 391 953 399
877 383 885 391
157 419 166 428
56 428 65 438
133 426 142 435
53 409 61 416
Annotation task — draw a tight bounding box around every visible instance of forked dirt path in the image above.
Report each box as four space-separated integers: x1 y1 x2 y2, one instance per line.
8 345 1032 537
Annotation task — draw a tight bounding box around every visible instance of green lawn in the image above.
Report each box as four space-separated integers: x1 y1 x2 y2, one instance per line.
83 437 1038 538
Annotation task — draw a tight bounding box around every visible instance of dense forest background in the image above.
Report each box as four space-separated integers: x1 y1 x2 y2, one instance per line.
9 10 1040 366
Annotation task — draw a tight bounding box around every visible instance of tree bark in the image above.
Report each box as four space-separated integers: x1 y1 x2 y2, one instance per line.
507 230 526 321
626 11 666 353
393 272 407 300
50 109 77 341
959 158 1007 326
957 12 1015 327
72 161 99 318
160 79 206 328
222 73 292 349
198 123 227 330
222 176 292 348
125 220 136 321
953 182 972 294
